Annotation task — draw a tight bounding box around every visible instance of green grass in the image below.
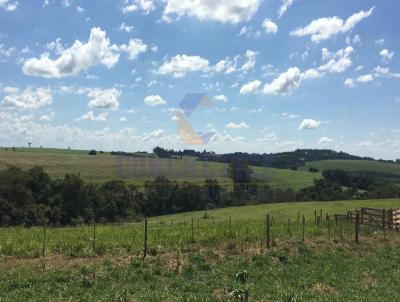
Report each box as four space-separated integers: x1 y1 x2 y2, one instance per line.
149 198 400 223
0 147 320 190
1 199 400 301
301 160 400 181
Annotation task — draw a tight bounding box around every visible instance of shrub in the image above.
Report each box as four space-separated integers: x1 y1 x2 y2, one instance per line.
88 150 97 155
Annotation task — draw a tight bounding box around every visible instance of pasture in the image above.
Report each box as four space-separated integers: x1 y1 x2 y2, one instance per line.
1 199 400 301
301 160 400 182
0 147 320 190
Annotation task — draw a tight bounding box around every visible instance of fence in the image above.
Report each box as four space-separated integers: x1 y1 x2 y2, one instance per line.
334 207 400 230
1 208 397 261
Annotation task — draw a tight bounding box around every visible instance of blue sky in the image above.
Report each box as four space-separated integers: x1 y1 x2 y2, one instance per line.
0 0 399 159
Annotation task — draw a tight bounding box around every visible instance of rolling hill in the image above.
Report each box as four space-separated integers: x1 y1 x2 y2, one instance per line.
300 160 400 182
0 147 321 190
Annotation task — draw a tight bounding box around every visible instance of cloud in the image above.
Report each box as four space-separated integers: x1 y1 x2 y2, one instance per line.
278 0 295 18
75 111 108 122
76 6 85 13
298 118 320 130
246 108 263 114
290 7 374 43
23 27 120 78
356 74 373 83
122 0 156 14
162 0 261 24
344 78 355 88
242 50 257 71
119 117 127 122
156 54 209 78
375 39 385 47
258 132 278 142
0 0 18 11
119 22 134 32
380 49 394 63
226 122 250 129
118 38 147 60
302 68 323 80
318 46 353 73
144 95 167 106
214 94 228 102
319 136 334 144
239 80 261 94
142 129 164 140
263 67 302 95
262 18 278 34
86 88 121 110
2 87 52 110
0 44 16 61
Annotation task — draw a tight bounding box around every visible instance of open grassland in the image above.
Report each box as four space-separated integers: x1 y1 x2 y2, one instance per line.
1 199 400 301
0 147 320 190
149 198 400 223
0 198 399 258
301 160 400 182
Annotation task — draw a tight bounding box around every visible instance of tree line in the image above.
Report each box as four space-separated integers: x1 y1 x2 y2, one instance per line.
1 162 399 227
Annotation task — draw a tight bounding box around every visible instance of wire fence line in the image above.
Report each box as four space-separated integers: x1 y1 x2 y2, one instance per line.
0 211 395 259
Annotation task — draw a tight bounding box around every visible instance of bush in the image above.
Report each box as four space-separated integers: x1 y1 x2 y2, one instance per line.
309 167 319 172
88 150 97 155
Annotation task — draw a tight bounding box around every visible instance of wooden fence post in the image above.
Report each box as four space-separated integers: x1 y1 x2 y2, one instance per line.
302 215 305 243
42 223 46 258
328 215 331 241
320 209 323 222
266 214 271 249
143 218 148 258
191 218 194 243
339 223 343 243
314 210 317 225
355 211 360 244
297 212 300 224
93 220 96 256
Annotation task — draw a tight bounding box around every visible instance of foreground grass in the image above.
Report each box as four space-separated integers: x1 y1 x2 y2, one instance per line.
1 237 400 301
2 198 400 300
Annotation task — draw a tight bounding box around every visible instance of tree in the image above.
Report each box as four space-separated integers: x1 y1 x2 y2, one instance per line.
88 149 97 155
227 159 253 200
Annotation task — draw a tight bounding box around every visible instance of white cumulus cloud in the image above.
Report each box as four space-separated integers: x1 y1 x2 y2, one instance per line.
226 122 250 129
2 87 52 110
156 54 209 78
144 95 167 106
86 88 121 110
118 38 147 60
75 111 108 122
290 7 374 43
263 67 302 95
214 94 228 102
298 118 320 130
262 18 278 34
23 27 120 78
318 46 354 73
0 0 18 11
319 136 334 144
380 49 394 63
278 0 295 18
239 80 261 94
162 0 261 24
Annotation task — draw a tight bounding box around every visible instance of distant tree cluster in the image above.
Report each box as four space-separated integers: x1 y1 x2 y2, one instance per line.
199 149 375 169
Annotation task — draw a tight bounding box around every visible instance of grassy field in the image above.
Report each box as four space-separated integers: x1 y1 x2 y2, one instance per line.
0 147 320 190
301 160 400 182
1 199 400 301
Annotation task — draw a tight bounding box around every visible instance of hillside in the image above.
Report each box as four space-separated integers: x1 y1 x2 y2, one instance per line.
150 198 400 222
0 147 320 190
300 160 400 182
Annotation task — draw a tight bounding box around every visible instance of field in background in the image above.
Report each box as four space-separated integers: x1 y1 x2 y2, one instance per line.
301 160 400 183
0 147 320 190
